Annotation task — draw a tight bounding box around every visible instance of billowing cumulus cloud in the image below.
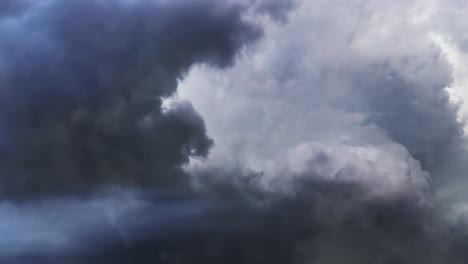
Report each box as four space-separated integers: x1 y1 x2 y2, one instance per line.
0 0 260 198
1 0 468 263
181 0 462 171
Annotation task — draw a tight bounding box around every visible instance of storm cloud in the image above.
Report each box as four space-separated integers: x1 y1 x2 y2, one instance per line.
2 0 468 263
0 0 260 198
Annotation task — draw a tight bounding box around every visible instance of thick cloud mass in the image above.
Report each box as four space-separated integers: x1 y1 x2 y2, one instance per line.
0 0 259 198
182 0 463 171
0 184 456 264
2 0 468 263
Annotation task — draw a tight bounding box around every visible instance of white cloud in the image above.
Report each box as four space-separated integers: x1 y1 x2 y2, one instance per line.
180 0 463 198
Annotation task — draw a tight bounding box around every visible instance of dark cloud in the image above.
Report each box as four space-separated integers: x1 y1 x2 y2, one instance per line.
0 0 260 198
253 0 296 22
350 62 463 169
1 0 468 263
0 177 460 264
0 0 29 17
172 0 468 262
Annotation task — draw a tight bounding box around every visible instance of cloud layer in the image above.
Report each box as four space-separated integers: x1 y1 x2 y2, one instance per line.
0 0 260 198
1 0 468 263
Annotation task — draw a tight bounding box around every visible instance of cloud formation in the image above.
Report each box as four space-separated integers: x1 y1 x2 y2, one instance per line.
0 0 260 198
1 0 468 263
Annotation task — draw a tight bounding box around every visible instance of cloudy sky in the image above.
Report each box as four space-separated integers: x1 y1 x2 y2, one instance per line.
1 0 468 263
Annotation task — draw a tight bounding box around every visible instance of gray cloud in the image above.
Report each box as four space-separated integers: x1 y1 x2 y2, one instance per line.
182 0 463 170
0 179 461 264
0 0 260 198
1 0 468 263
176 0 468 262
252 0 296 22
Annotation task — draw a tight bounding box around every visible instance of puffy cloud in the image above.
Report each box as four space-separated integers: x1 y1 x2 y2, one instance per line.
1 0 468 263
0 0 260 198
180 0 462 184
